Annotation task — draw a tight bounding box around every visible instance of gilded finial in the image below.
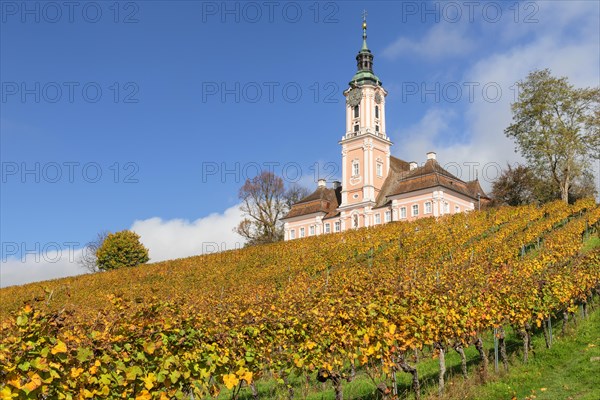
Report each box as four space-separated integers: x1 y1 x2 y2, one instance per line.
361 10 368 50
362 10 367 33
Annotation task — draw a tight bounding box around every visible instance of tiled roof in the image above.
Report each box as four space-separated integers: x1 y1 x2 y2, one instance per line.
282 186 341 220
284 156 488 219
378 158 488 205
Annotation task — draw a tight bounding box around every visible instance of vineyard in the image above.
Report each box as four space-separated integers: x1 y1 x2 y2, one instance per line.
1 199 600 399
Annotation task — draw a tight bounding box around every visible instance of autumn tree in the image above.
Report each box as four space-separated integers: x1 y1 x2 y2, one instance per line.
491 164 536 206
492 163 596 206
96 230 149 271
505 69 599 203
235 172 309 246
78 231 108 273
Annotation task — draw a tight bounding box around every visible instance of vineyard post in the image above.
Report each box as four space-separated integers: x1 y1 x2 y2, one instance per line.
434 342 446 395
548 317 553 346
493 328 499 373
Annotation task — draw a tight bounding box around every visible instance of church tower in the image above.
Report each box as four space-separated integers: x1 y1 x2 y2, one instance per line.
338 15 392 229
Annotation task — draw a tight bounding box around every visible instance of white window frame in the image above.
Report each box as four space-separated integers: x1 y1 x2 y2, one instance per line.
384 210 391 222
352 161 359 177
290 229 295 239
325 223 331 233
424 201 432 214
444 202 450 214
455 205 460 213
334 221 341 232
309 225 315 236
376 162 383 177
400 207 407 219
374 213 381 224
300 227 305 238
412 204 419 216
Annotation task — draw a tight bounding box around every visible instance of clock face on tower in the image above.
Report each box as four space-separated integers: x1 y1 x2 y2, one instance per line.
347 88 362 107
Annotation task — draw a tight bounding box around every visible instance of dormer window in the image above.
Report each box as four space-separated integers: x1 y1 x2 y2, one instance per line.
353 105 359 118
375 105 379 119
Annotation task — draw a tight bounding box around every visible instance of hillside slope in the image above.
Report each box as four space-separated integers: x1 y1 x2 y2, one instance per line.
1 200 599 399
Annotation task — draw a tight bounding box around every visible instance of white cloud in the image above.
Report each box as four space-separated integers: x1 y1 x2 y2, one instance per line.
394 108 458 159
1 247 88 288
391 1 599 192
383 23 475 61
131 204 244 263
1 205 244 288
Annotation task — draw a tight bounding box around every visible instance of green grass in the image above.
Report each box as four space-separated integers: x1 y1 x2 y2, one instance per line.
468 304 600 400
582 235 600 253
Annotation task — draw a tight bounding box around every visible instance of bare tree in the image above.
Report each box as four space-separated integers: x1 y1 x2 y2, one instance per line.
235 172 309 246
284 183 310 209
77 231 108 273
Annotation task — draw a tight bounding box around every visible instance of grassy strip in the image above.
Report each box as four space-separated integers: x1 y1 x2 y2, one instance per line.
463 302 600 400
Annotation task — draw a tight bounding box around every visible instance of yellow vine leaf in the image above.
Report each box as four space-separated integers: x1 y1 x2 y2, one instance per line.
223 374 239 390
142 373 156 390
135 390 152 400
22 373 42 394
51 340 67 355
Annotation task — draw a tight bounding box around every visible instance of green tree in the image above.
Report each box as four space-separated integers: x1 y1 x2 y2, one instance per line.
96 230 149 271
505 69 599 203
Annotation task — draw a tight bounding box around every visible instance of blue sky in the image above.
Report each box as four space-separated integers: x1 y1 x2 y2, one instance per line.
1 1 599 287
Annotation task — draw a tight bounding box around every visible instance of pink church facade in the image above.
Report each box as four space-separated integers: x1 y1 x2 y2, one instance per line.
281 20 489 240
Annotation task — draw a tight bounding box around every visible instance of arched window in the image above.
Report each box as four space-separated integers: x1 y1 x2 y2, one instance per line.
353 214 359 228
353 105 359 118
375 105 379 119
